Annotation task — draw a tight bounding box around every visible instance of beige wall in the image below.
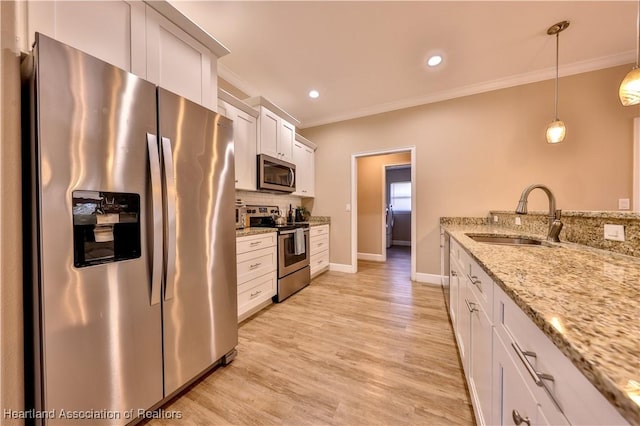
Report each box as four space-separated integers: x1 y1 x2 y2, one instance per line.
302 65 640 274
357 153 410 255
1 0 25 422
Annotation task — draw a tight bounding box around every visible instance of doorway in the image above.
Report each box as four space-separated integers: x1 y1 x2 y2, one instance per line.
351 147 416 280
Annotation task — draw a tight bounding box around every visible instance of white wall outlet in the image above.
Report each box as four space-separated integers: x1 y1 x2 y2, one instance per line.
493 215 498 223
515 217 522 226
345 203 351 212
618 198 630 210
604 224 625 242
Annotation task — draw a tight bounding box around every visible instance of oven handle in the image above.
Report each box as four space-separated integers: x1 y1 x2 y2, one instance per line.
279 229 309 235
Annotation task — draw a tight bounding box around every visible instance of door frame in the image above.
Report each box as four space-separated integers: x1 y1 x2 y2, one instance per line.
351 146 416 280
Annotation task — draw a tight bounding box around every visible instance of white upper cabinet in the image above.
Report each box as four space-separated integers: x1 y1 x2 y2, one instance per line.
218 90 259 191
246 97 300 163
19 1 229 110
145 6 211 108
21 1 146 75
292 134 316 197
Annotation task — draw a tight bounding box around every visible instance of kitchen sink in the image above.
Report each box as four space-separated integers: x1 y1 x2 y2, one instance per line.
465 234 550 246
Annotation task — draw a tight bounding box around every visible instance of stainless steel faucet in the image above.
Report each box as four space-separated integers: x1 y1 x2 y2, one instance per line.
515 184 563 242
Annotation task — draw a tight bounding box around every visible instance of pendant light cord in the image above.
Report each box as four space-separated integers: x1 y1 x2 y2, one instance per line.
636 0 640 68
554 32 559 121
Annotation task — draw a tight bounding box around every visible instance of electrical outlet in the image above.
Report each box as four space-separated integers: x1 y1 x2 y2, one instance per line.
604 224 625 242
618 198 630 210
515 217 522 226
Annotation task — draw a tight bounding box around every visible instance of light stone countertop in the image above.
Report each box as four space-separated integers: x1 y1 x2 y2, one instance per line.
441 223 640 424
235 227 277 237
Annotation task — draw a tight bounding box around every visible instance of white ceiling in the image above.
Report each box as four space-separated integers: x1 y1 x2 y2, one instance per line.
169 1 637 128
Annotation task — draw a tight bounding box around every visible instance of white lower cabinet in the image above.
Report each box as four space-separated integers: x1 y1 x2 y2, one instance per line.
448 235 629 426
493 330 541 426
236 232 277 321
310 225 329 278
493 284 626 426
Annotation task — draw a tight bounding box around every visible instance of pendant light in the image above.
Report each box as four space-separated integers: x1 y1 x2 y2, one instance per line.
546 21 570 144
619 0 640 106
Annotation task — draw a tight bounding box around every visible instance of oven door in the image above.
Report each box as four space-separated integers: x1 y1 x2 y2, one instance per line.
278 229 310 277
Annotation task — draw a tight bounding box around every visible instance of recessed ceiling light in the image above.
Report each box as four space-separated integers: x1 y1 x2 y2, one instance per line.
308 90 320 99
427 55 442 67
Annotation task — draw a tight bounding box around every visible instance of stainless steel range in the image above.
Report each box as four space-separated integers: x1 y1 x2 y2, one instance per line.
246 205 310 302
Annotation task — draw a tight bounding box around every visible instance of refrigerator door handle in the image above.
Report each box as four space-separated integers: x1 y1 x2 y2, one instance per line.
161 136 177 300
147 133 162 306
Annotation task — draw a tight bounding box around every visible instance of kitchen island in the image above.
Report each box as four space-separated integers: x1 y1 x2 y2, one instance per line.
441 221 639 425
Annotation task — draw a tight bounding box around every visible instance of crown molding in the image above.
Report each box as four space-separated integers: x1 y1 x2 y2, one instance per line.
299 50 635 129
217 63 260 98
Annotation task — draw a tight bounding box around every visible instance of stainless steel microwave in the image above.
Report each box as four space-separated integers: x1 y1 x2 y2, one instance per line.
257 154 296 193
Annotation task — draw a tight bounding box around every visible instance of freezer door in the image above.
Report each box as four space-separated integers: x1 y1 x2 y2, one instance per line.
158 88 238 396
31 34 163 423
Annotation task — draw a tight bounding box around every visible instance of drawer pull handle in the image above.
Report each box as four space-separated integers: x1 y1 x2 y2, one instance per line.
249 241 261 247
451 270 458 277
511 342 562 412
249 262 262 270
467 274 482 291
250 290 262 298
464 299 478 313
512 410 531 426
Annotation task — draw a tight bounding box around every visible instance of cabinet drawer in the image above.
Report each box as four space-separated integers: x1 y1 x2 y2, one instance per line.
493 285 626 425
238 272 276 316
236 232 276 254
310 250 329 276
310 235 329 256
310 224 329 238
237 246 276 285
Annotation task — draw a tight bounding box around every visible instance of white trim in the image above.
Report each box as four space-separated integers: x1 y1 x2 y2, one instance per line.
351 147 417 281
415 273 443 286
218 63 260 98
391 240 411 247
634 117 640 212
357 252 385 262
329 263 356 273
300 51 635 129
381 163 387 261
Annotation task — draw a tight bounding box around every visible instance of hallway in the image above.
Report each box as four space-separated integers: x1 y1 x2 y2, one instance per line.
150 250 474 425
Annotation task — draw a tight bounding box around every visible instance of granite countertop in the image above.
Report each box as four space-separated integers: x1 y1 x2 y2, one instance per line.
441 223 640 424
235 227 277 237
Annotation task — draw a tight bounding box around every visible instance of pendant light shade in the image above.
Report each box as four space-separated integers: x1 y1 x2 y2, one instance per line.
546 120 566 144
619 0 640 106
546 21 570 144
619 68 640 106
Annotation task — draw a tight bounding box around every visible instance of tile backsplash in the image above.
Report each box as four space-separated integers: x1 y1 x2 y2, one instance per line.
236 190 303 216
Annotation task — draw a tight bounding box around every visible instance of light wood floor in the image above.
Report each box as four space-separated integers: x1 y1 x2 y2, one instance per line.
149 246 475 425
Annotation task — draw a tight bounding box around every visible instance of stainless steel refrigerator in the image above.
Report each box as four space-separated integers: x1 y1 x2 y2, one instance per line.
23 33 238 424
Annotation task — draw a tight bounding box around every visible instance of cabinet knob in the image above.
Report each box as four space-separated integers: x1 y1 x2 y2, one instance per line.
512 410 531 426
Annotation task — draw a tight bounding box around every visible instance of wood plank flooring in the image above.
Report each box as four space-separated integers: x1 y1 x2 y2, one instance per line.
149 246 475 425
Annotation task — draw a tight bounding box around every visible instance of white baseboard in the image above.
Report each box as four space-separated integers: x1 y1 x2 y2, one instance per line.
357 252 385 262
415 273 443 286
391 240 411 247
330 263 356 273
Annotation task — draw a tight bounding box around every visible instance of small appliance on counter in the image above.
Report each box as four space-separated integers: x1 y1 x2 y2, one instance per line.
246 205 310 302
236 199 246 229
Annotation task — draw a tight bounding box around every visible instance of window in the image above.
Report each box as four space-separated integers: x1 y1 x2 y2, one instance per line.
390 181 411 212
